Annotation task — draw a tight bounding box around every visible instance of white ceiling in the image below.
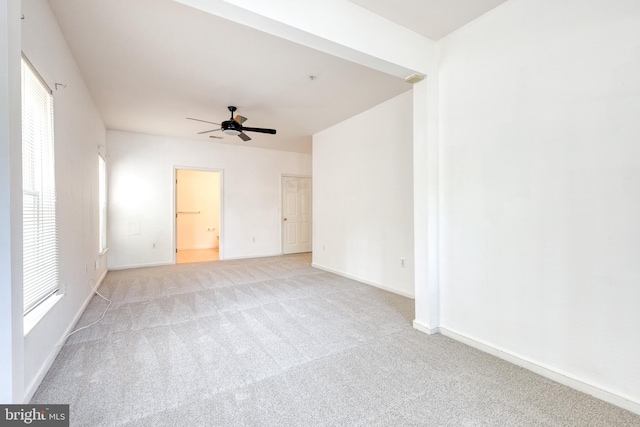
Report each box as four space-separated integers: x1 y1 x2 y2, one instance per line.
349 0 509 40
47 0 509 153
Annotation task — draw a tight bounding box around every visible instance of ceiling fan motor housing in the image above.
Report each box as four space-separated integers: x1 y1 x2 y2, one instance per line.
188 105 274 140
222 105 242 135
221 120 241 135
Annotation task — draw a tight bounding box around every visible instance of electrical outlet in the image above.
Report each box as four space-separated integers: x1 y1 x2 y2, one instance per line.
251 237 256 243
323 245 326 251
400 258 406 268
95 259 100 270
152 242 157 248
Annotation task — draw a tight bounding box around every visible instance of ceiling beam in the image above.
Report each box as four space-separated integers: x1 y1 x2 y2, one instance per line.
173 0 434 80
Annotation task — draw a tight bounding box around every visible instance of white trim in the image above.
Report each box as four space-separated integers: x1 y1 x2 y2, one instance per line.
22 269 108 403
437 326 640 416
280 173 312 179
224 252 283 261
412 319 440 335
311 262 415 299
108 261 173 271
98 154 108 254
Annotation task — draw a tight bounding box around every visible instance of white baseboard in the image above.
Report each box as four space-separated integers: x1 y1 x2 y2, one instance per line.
108 261 173 270
223 252 283 261
412 319 440 335
23 269 108 403
311 263 415 299
437 326 640 415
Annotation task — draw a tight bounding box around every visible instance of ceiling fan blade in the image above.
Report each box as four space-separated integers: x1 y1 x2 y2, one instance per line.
234 115 247 124
242 126 276 135
238 132 251 142
209 135 223 139
197 128 221 134
186 117 220 125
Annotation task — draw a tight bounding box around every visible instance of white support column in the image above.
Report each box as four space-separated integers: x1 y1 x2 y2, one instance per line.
412 73 440 334
0 0 24 403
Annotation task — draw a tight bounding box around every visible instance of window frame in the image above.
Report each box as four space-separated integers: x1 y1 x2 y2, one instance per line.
98 153 107 254
21 54 59 317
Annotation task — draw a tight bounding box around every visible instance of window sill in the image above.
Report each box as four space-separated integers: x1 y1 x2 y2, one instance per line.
24 292 64 336
99 247 109 257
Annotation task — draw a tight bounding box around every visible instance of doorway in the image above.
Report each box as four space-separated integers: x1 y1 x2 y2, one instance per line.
175 168 222 263
282 175 312 254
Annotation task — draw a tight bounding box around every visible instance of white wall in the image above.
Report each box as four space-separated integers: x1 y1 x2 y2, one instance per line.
176 169 220 250
107 131 311 268
0 0 24 403
20 0 107 401
438 0 640 406
313 91 415 297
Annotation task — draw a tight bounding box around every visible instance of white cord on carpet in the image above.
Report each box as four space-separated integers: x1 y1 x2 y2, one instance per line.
62 278 112 341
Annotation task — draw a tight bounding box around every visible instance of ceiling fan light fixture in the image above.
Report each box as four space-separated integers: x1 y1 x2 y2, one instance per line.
221 119 242 135
189 106 275 142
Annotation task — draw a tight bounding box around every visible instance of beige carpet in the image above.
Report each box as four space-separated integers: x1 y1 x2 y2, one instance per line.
31 253 639 426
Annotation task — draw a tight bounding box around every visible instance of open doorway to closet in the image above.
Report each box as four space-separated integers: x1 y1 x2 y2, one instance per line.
175 168 222 263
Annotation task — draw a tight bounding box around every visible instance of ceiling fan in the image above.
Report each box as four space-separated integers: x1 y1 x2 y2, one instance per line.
187 106 277 141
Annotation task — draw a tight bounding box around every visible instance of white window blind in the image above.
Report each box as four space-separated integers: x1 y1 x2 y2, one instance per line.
98 154 107 253
22 56 59 315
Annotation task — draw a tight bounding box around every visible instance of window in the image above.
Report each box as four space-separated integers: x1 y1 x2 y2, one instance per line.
98 154 107 253
22 56 59 315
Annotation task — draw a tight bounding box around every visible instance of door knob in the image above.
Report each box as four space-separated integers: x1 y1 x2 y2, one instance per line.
283 218 287 221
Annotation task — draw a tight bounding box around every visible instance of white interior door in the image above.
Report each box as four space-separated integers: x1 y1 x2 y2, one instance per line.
282 176 312 254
